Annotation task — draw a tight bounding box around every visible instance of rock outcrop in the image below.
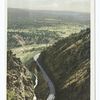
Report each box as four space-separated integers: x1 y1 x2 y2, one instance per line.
7 50 35 100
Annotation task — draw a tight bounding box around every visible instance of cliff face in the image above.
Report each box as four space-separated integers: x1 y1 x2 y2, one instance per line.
7 50 35 100
39 28 90 100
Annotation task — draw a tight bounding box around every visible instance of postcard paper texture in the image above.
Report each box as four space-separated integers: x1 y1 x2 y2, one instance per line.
7 0 91 100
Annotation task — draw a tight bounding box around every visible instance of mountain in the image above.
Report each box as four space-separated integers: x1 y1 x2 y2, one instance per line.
38 28 90 100
7 50 35 100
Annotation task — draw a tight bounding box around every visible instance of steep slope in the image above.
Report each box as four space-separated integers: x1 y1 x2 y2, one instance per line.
7 50 35 100
38 28 90 100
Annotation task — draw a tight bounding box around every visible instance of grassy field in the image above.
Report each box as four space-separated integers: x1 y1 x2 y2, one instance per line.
11 44 47 64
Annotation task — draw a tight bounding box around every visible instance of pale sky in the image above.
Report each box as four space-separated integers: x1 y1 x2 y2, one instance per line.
8 0 90 13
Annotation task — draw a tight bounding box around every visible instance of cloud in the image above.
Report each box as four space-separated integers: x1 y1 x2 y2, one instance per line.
8 0 90 12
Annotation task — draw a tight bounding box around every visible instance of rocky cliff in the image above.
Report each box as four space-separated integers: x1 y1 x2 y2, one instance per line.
7 50 35 100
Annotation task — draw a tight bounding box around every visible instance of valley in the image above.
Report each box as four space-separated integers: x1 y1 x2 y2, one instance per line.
7 8 90 100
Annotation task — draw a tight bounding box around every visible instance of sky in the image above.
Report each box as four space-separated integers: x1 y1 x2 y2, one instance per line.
8 0 90 13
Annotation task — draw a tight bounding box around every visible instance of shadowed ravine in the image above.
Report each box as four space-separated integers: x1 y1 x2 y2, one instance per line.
34 53 55 100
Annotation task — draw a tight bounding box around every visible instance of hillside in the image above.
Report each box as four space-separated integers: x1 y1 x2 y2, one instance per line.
38 28 90 100
7 50 35 100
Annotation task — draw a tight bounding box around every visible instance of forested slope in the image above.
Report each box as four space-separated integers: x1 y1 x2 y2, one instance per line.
39 28 90 100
